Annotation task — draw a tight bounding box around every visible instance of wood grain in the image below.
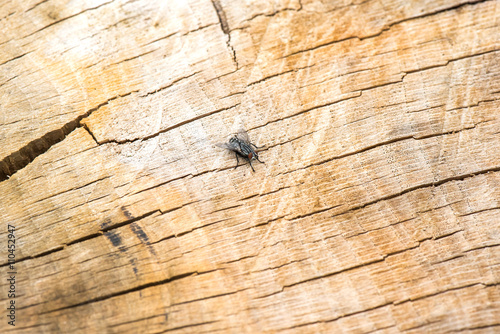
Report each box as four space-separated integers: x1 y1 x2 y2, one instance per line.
1 0 499 332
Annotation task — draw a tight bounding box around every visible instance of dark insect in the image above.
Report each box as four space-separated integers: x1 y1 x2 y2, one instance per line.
216 129 265 172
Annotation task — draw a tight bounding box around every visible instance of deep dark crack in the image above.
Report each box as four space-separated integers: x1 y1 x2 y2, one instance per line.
211 0 238 68
0 91 137 182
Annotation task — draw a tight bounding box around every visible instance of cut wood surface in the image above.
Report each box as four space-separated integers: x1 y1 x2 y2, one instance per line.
1 0 500 332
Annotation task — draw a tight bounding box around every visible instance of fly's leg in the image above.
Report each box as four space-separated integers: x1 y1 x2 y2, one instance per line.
256 157 265 164
251 143 265 149
234 152 240 169
249 159 255 172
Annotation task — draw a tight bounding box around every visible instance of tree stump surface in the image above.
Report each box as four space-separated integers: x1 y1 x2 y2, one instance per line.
1 0 499 332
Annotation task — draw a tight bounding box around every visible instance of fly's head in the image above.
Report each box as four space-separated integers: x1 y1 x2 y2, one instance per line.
248 151 258 161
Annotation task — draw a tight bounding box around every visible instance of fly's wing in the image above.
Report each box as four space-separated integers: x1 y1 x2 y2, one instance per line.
236 128 250 143
216 142 232 149
216 141 242 154
236 128 264 151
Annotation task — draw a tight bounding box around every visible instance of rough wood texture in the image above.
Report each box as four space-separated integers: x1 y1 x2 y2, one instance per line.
1 0 500 333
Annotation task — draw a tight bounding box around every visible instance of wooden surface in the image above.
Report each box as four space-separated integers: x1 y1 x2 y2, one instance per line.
1 0 500 332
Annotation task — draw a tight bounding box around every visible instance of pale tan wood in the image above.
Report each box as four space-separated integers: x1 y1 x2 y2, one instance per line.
1 0 499 333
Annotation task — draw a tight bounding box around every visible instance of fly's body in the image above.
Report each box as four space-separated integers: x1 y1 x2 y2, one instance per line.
216 129 265 172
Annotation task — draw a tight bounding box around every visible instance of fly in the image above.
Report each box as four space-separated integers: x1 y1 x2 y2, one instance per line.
216 129 265 172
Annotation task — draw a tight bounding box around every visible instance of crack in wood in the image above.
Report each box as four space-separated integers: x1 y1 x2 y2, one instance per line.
250 258 308 273
154 320 220 333
282 118 493 177
463 243 500 253
141 22 219 48
344 216 417 239
283 0 490 59
0 90 138 182
0 209 160 268
394 282 484 305
452 324 500 332
255 253 490 324
239 183 300 202
2 70 208 182
246 47 500 129
403 47 500 77
247 69 296 87
401 319 444 332
103 48 160 68
249 91 362 132
99 101 239 145
211 0 238 68
0 50 33 67
25 0 50 13
109 314 167 329
256 257 386 299
430 254 465 265
37 269 221 315
23 0 116 39
433 229 464 240
208 203 244 214
223 254 257 264
316 168 500 223
31 176 111 205
276 301 394 332
238 215 287 232
459 206 500 216
169 288 249 307
234 3 303 31
210 0 229 34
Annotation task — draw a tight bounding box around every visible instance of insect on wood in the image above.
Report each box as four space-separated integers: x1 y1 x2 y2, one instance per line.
216 129 265 172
